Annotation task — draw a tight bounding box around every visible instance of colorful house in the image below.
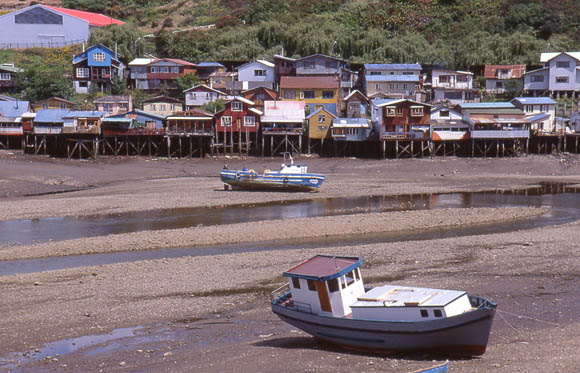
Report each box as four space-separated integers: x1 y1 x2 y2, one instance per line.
62 110 106 134
343 90 369 118
72 44 124 94
511 97 557 133
374 99 431 140
228 60 275 94
0 100 29 139
93 95 132 115
261 100 306 156
427 69 477 104
280 76 339 115
184 84 229 110
364 64 422 99
305 107 336 154
331 118 371 142
214 97 262 155
484 65 526 96
0 63 22 93
242 86 278 112
129 58 196 92
524 52 580 97
142 96 183 117
32 97 75 112
101 109 165 136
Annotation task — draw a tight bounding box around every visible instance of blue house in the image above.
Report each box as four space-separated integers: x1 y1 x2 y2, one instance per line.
72 44 124 94
331 118 371 142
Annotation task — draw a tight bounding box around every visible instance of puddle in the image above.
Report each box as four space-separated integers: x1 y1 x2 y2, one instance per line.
0 326 140 371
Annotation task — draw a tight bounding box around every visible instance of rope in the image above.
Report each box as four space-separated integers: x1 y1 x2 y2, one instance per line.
497 310 521 334
497 309 560 326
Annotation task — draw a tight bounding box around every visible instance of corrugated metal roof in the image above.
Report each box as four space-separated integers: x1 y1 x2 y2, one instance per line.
526 113 551 122
484 64 526 79
280 76 338 89
34 109 70 123
94 95 130 103
306 107 337 119
344 90 368 101
540 52 580 63
459 102 515 109
283 255 362 281
512 97 556 105
0 101 29 118
45 5 124 26
332 118 369 128
196 62 225 67
365 63 422 70
63 111 106 118
129 58 156 66
365 75 420 82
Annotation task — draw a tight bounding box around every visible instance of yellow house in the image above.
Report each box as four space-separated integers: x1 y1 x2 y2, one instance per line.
32 97 75 112
306 107 337 140
280 76 339 116
142 95 183 117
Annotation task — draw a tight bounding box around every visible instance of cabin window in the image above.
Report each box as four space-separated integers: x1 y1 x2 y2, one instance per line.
531 75 544 82
307 279 316 291
345 271 355 286
420 309 428 318
434 309 442 317
495 81 503 88
386 107 396 117
292 277 300 289
402 71 413 75
284 90 296 99
322 91 334 99
556 61 570 68
76 68 89 78
232 101 243 111
370 71 381 75
525 105 533 113
328 278 339 292
244 116 256 126
318 126 327 131
440 110 449 117
221 116 232 126
411 107 423 117
160 67 169 73
318 115 326 123
396 107 403 116
93 52 106 62
556 77 569 84
151 104 157 111
354 268 360 281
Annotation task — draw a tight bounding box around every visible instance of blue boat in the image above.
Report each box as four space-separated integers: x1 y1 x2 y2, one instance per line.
220 159 326 192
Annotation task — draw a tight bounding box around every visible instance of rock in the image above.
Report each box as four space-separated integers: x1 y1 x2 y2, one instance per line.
163 351 173 357
119 361 126 367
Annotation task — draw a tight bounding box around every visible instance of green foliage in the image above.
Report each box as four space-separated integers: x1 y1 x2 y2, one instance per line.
175 73 200 92
201 99 225 114
89 23 146 61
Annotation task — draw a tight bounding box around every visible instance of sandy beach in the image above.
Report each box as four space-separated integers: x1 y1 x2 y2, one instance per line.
0 150 579 372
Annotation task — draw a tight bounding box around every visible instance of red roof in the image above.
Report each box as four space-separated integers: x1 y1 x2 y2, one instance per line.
280 76 339 89
45 6 124 27
156 58 196 67
484 65 526 79
284 255 361 280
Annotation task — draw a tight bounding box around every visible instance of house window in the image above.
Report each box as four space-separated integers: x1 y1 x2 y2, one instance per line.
402 71 413 75
556 77 569 83
255 93 265 100
444 91 462 100
307 279 316 291
496 81 503 88
370 71 381 75
103 103 113 112
396 107 403 116
304 61 315 69
0 73 12 80
291 277 300 289
386 106 396 117
171 67 180 73
556 61 570 68
160 104 166 111
347 128 359 135
244 116 255 126
325 61 337 69
151 104 156 111
439 75 450 83
93 52 105 62
375 83 380 90
221 116 232 126
318 115 326 123
76 68 89 78
525 105 533 113
303 91 315 99
150 67 159 73
284 90 296 99
60 103 67 109
531 75 544 82
411 107 423 116
349 103 359 112
232 101 243 111
440 110 449 117
328 279 339 292
43 103 49 109
318 126 327 131
322 91 334 99
254 69 267 77
457 75 469 82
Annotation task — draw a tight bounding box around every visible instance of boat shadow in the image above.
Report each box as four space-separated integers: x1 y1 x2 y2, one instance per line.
253 336 479 361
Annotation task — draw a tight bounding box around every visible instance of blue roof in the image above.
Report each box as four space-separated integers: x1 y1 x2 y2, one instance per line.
371 99 399 107
63 111 106 118
512 97 556 105
365 63 422 70
34 109 70 123
306 106 337 119
332 118 369 125
196 62 224 67
366 74 420 82
0 101 29 117
527 113 551 122
459 102 515 109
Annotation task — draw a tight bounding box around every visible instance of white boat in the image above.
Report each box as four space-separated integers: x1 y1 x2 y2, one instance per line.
271 255 496 355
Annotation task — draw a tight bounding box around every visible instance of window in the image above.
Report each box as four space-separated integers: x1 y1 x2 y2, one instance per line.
396 107 403 116
150 67 159 73
232 101 243 111
244 116 256 126
254 69 267 77
345 271 355 286
556 61 570 68
307 279 316 291
420 309 428 318
103 103 113 112
531 75 544 82
386 106 396 117
318 126 327 131
556 77 569 83
322 91 334 99
375 84 380 90
354 268 360 281
347 128 359 135
444 91 462 100
370 71 381 75
160 104 166 111
303 91 315 99
93 52 105 62
151 104 156 111
389 83 399 90
0 73 11 80
439 75 450 83
457 75 469 82
525 105 533 113
43 104 49 109
304 61 315 69
171 67 180 73
434 309 443 317
60 103 67 109
328 279 339 292
255 93 265 100
325 61 337 69
221 116 232 126
76 68 89 78
170 104 175 111
440 110 449 117
349 103 359 112
496 81 503 88
402 71 413 75
318 115 326 123
411 107 423 117
292 277 300 289
284 90 296 99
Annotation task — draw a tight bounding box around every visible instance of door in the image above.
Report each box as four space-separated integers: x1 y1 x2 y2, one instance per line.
315 281 332 313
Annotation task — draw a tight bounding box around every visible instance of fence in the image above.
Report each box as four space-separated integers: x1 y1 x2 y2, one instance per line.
0 39 85 49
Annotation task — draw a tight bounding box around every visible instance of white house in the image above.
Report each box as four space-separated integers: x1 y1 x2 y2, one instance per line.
524 52 580 97
511 97 557 133
184 84 230 109
428 69 476 104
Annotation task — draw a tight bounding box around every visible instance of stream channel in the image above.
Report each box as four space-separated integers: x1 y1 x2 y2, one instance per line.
1 182 579 277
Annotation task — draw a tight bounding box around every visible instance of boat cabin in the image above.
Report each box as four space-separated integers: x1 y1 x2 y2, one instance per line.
283 255 365 317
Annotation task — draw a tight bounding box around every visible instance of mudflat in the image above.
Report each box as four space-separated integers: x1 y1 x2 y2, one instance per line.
0 151 579 372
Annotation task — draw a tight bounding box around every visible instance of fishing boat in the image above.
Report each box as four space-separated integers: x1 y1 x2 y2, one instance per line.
271 255 497 355
220 157 326 192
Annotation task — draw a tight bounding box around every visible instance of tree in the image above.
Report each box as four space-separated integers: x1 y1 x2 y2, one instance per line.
175 73 200 92
17 67 73 102
201 99 225 114
89 23 146 61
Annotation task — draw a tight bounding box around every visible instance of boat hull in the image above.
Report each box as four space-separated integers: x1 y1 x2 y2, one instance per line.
220 170 325 192
272 294 495 356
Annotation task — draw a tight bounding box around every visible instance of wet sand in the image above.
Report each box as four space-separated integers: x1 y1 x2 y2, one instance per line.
0 151 580 372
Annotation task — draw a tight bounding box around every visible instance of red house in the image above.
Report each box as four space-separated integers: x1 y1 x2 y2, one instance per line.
242 86 278 112
214 97 263 155
376 99 431 140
